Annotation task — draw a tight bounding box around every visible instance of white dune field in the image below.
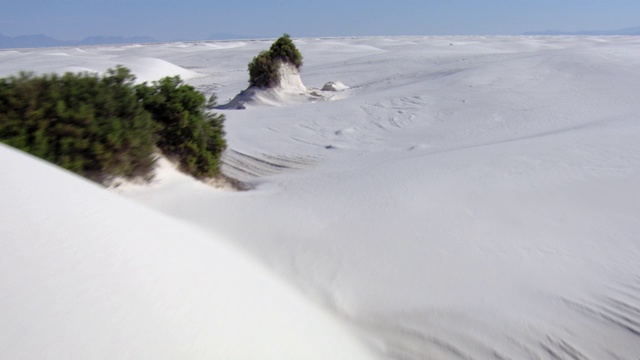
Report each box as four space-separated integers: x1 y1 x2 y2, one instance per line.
2 36 640 359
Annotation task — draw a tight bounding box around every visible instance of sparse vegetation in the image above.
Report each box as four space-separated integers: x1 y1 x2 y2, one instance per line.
0 66 226 183
248 51 280 88
137 76 226 178
248 34 303 88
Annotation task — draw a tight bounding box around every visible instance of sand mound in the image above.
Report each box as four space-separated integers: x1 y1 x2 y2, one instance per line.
220 62 343 109
322 81 349 91
119 57 200 83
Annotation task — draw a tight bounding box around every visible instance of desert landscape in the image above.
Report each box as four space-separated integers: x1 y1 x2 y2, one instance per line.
2 35 640 359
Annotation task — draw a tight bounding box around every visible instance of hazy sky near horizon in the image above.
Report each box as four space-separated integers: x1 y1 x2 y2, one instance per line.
1 0 639 40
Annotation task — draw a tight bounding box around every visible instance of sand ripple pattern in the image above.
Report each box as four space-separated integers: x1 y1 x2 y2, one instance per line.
221 149 319 181
361 278 640 359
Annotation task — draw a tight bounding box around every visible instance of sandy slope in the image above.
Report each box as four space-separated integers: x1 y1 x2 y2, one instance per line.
0 144 375 359
2 36 640 359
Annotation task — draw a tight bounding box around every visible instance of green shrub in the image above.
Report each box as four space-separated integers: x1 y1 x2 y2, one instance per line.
137 76 226 178
0 66 157 182
0 66 226 183
269 33 303 69
248 51 280 88
247 34 303 88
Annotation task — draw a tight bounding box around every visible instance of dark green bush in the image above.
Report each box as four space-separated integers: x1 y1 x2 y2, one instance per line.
0 67 157 182
247 34 303 88
0 66 226 183
137 76 226 178
269 33 303 69
248 51 280 88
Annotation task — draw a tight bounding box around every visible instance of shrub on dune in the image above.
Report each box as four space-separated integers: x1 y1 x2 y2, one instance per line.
0 65 226 183
137 76 226 178
248 34 303 88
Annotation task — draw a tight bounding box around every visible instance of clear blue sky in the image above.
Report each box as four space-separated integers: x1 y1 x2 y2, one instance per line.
1 0 638 40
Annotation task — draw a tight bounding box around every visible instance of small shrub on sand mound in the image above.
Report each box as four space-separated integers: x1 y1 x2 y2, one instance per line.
248 34 303 88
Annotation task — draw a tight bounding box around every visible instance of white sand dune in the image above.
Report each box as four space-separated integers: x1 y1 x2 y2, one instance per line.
2 36 640 359
0 144 375 360
0 47 200 83
220 62 318 109
118 57 201 83
202 41 248 50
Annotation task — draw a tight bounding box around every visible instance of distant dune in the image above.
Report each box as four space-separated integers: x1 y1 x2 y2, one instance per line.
0 34 158 49
208 33 262 40
524 25 640 35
